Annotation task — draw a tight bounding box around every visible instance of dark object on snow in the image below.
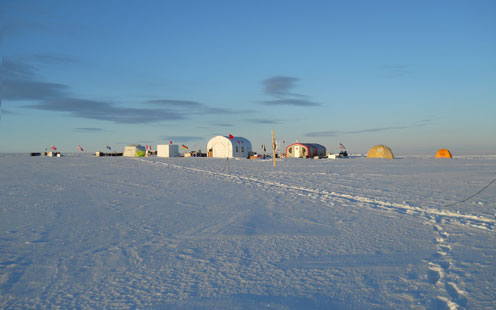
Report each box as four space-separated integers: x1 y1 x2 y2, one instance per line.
339 151 348 157
30 152 42 156
95 152 123 157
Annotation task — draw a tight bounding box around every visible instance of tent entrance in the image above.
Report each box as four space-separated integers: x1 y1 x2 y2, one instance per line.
295 146 301 158
294 146 307 158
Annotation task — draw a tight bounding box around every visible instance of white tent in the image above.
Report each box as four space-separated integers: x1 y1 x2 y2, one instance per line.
206 136 252 158
123 144 146 157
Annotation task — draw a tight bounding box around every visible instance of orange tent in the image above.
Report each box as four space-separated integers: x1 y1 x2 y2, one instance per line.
435 148 452 159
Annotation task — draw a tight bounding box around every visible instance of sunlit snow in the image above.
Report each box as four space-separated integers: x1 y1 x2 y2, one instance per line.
1 154 494 309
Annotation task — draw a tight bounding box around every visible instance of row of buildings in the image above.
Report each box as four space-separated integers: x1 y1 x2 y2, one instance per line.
122 135 454 160
123 135 328 159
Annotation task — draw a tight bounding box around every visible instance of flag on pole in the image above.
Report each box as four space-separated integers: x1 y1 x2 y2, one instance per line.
228 134 234 140
170 140 173 144
50 145 57 151
182 144 188 150
338 143 346 149
78 145 84 152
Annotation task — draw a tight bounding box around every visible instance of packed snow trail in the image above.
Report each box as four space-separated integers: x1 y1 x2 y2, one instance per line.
136 158 495 232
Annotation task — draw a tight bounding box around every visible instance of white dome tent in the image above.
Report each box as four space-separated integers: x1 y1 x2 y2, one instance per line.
206 135 252 158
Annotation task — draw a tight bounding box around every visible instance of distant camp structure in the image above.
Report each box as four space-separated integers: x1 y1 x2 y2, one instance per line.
285 143 326 158
31 151 62 157
435 148 453 159
206 135 252 158
367 145 394 159
95 151 123 157
157 144 179 158
184 150 206 157
123 144 146 157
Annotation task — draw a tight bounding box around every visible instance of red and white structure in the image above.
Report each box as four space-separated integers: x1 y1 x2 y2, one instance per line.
285 143 326 158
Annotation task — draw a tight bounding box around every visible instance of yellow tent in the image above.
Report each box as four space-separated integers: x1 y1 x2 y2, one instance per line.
367 145 394 159
435 148 452 159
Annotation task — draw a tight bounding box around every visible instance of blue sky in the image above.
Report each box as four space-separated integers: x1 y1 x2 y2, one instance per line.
1 0 495 154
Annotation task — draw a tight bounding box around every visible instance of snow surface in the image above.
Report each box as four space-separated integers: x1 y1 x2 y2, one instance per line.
0 154 495 309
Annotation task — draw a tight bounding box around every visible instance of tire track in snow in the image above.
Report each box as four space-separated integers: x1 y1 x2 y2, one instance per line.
136 158 495 232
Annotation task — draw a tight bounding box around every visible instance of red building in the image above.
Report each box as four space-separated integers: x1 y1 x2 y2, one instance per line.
285 143 326 158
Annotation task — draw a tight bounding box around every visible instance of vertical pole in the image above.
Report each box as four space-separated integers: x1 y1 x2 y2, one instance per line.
272 129 277 167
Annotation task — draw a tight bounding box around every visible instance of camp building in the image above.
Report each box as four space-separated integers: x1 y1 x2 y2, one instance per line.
206 136 252 158
285 143 326 158
157 144 179 157
123 144 146 157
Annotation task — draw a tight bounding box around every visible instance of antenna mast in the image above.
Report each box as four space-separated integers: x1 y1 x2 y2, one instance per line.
272 129 277 167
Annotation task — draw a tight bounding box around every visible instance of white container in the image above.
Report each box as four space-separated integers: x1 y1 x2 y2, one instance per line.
157 144 179 157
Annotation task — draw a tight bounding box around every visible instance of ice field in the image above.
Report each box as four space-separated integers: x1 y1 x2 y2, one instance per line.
0 154 495 309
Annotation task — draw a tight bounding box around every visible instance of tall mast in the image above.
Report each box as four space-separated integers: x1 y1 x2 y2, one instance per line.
272 129 277 167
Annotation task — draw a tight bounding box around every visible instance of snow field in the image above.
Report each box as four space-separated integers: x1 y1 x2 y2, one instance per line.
0 155 494 309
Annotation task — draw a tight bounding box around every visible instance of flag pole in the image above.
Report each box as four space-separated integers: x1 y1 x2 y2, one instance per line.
272 129 276 167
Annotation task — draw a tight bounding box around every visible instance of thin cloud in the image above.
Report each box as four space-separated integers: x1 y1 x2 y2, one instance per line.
304 131 338 137
263 76 302 97
2 59 246 124
33 53 79 64
415 119 433 127
259 75 320 107
0 107 15 116
73 127 105 133
202 106 236 114
1 60 222 124
306 119 434 137
146 99 203 109
162 136 205 142
1 59 37 80
29 98 186 124
1 60 69 100
260 99 320 107
3 79 68 101
383 64 412 78
246 118 280 124
0 18 45 44
347 126 408 134
146 99 235 115
305 126 408 137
